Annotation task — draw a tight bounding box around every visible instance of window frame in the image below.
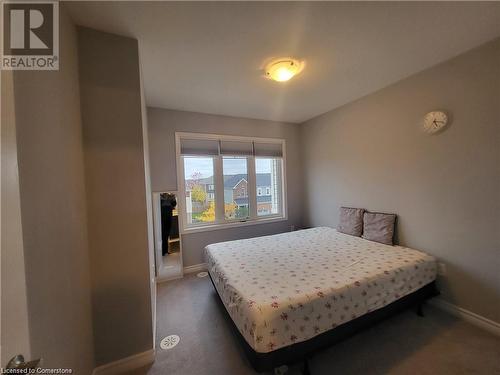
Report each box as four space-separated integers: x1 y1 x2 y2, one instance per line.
175 132 287 234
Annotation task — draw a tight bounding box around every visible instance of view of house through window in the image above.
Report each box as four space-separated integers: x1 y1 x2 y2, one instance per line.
223 157 249 220
179 134 285 229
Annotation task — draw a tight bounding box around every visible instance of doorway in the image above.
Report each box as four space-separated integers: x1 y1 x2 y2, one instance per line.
152 192 183 281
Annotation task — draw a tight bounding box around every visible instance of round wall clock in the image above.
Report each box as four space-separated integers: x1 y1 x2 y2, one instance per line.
422 111 449 134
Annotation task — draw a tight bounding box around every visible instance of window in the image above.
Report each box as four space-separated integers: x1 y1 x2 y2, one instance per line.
183 156 216 225
256 158 283 217
223 157 249 220
177 133 286 231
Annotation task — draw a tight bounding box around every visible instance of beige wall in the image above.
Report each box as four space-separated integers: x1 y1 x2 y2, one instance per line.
147 108 304 266
78 27 153 365
5 7 95 373
301 39 500 322
1 71 32 366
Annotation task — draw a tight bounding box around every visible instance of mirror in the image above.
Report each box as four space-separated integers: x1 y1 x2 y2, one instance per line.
153 192 183 281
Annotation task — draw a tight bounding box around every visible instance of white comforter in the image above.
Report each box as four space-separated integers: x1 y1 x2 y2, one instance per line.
205 227 437 353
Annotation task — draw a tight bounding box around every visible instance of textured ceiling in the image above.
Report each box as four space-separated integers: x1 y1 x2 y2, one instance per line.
67 2 500 123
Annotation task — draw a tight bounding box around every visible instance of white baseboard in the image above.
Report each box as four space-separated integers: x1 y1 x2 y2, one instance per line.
156 274 183 284
92 349 154 375
155 263 207 284
183 263 207 274
429 298 500 337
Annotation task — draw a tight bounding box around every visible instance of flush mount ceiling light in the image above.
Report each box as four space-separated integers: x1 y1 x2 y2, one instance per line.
265 58 303 82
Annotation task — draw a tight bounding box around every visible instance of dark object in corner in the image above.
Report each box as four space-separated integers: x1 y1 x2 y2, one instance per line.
209 274 438 373
301 356 311 375
417 302 425 317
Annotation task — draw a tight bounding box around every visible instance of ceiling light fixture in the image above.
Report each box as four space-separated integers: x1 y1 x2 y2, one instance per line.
265 58 303 82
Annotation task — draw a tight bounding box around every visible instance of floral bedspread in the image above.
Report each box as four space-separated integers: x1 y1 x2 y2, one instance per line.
205 227 437 353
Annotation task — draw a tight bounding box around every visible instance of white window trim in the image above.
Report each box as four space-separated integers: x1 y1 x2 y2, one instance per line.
175 132 287 234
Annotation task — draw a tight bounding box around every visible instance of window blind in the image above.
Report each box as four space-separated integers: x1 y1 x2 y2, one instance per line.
180 139 219 156
180 137 283 157
219 141 254 156
254 142 283 157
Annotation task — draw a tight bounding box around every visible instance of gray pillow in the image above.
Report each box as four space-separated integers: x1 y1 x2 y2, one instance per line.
337 207 365 236
362 212 396 245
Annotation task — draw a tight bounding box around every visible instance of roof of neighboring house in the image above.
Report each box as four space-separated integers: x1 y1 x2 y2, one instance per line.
223 175 245 189
223 173 271 189
197 176 214 184
187 173 271 190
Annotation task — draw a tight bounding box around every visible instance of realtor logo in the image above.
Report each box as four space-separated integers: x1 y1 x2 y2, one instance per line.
1 1 59 70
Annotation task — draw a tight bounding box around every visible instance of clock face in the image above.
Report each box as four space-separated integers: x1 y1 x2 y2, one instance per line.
423 111 448 134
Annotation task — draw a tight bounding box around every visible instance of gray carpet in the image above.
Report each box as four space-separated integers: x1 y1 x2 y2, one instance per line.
129 273 500 375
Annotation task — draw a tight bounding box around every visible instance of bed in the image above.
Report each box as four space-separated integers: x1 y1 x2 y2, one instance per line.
205 227 438 372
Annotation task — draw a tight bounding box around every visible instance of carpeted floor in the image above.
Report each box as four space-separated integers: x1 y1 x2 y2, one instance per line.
128 273 500 375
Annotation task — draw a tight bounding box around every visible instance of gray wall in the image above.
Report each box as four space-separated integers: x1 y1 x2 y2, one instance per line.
78 28 153 365
6 7 95 373
148 108 304 266
301 39 500 322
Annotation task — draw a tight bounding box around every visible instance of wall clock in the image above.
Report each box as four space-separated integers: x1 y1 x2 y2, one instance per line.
422 110 449 134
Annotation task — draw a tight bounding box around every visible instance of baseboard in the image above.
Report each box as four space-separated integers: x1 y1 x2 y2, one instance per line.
156 274 183 284
429 298 500 337
183 263 207 274
92 349 154 375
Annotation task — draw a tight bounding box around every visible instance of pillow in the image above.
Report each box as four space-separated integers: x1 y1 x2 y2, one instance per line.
362 212 396 245
337 207 365 236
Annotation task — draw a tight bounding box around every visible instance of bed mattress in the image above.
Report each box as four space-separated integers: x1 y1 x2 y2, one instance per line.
205 227 437 353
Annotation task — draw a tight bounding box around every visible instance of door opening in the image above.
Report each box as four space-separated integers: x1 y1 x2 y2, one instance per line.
152 192 183 281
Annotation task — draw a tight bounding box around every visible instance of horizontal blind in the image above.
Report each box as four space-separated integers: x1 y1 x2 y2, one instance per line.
180 138 219 156
254 142 283 157
180 137 283 157
219 141 254 156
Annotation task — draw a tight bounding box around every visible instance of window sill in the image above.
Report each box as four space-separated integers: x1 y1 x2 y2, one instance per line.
181 215 288 235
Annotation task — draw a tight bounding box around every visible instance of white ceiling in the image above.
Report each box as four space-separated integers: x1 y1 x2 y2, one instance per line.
67 2 500 123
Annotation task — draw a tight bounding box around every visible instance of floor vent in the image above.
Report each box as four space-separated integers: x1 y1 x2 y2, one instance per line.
197 271 208 278
160 335 180 350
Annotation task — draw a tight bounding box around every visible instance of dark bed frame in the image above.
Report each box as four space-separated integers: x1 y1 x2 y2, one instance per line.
209 274 438 374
